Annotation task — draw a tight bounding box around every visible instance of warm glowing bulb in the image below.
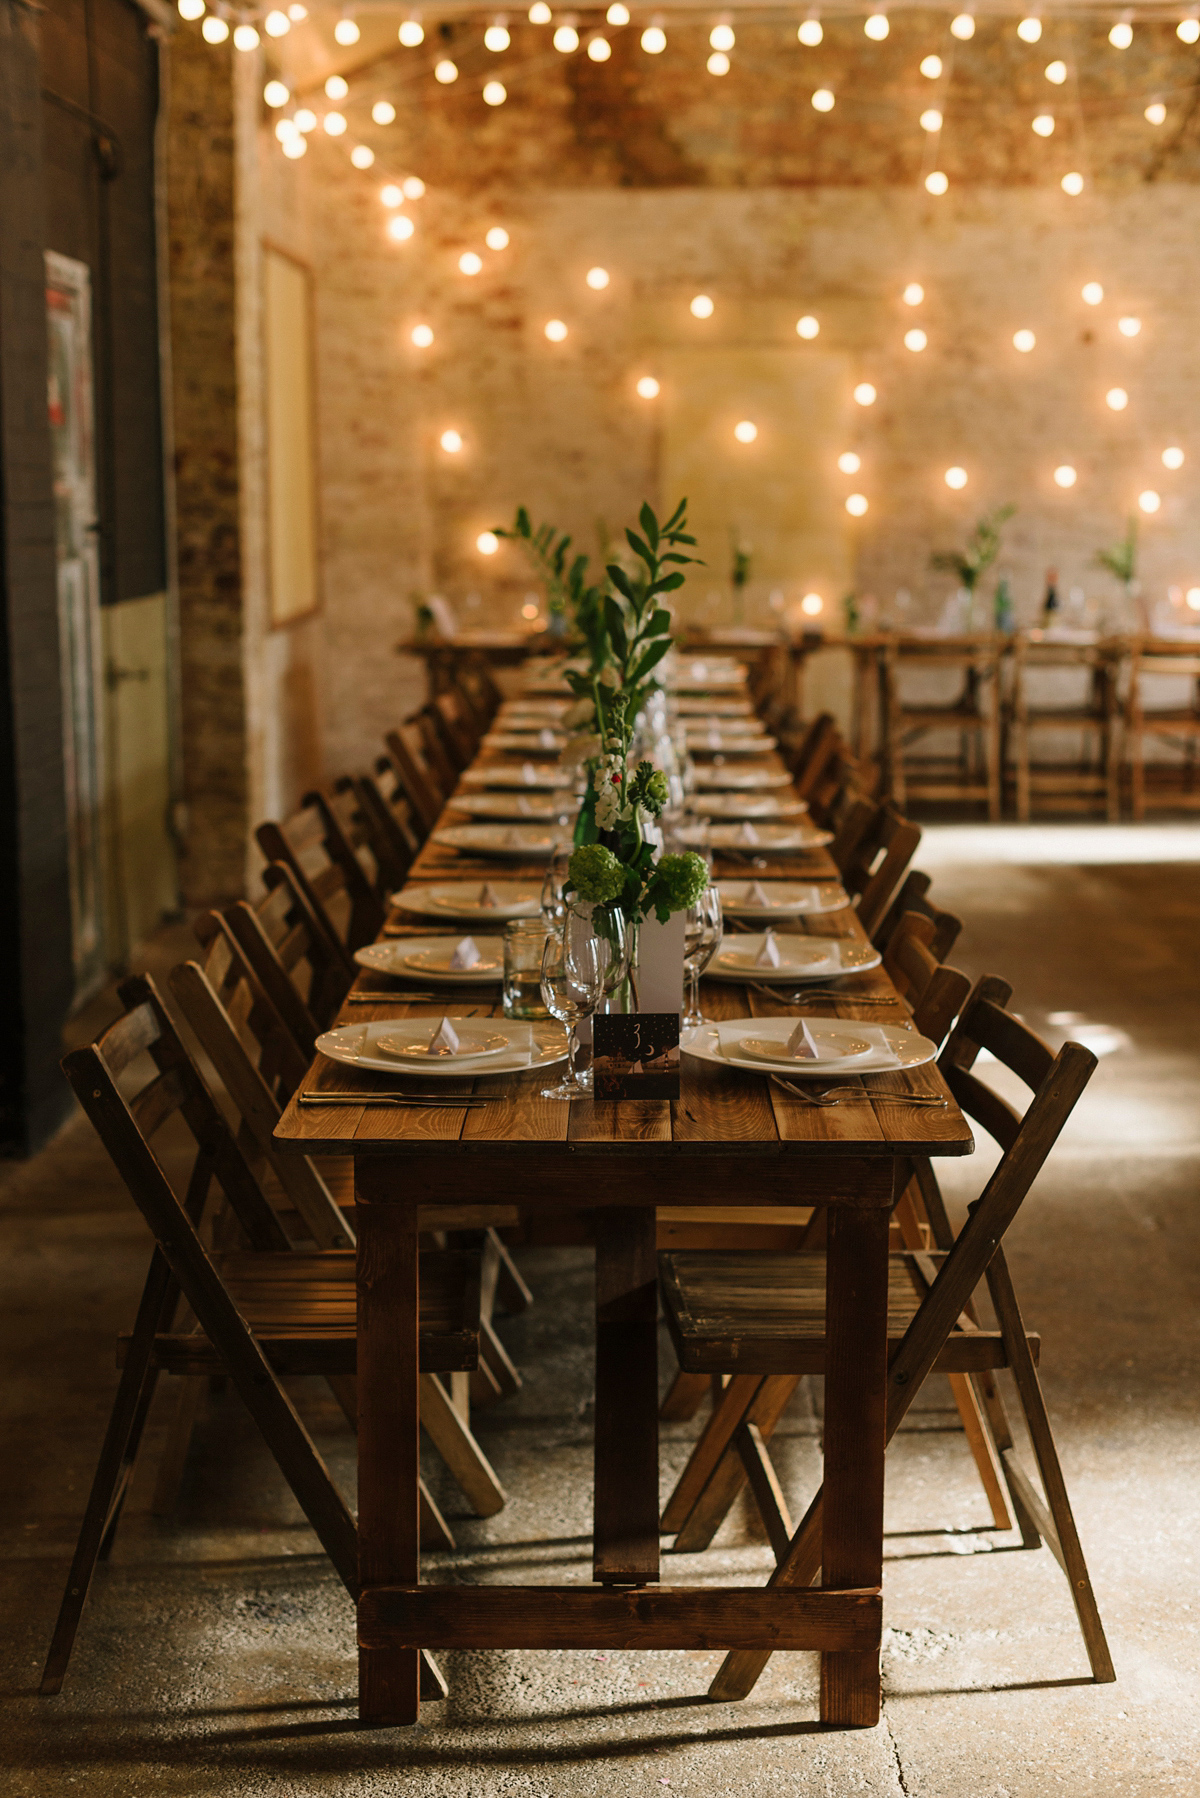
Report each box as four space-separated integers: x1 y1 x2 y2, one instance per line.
903 283 924 306
1139 489 1160 512
1188 588 1200 609
1017 16 1042 42
275 119 298 142
838 451 861 473
801 592 824 615
588 35 611 59
485 226 509 249
335 17 360 44
483 80 507 104
798 18 823 45
325 75 349 98
1163 446 1185 469
1082 282 1104 305
1118 316 1141 337
264 80 290 106
459 251 483 274
545 318 568 341
920 54 943 77
233 24 260 49
411 324 434 347
399 18 425 45
477 531 500 554
945 465 968 489
440 430 463 453
812 88 835 112
1032 113 1055 136
1106 387 1128 410
403 175 426 198
1061 171 1085 195
294 108 317 131
690 294 714 319
265 10 290 36
904 329 927 351
920 108 943 132
710 22 735 50
846 493 869 515
178 0 205 19
1054 464 1077 487
925 170 949 194
641 24 666 52
201 15 229 41
707 51 730 74
607 1 629 20
636 376 660 398
388 214 415 241
529 1 551 20
796 315 820 339
854 382 877 406
950 11 975 37
282 134 307 158
350 145 375 168
521 601 539 619
381 184 403 207
1109 20 1133 47
484 23 510 50
1044 61 1069 86
733 420 758 443
1145 101 1167 125
1179 16 1200 43
553 24 579 51
1013 329 1036 352
586 266 609 289
435 59 458 82
288 4 307 17
323 111 347 135
864 12 889 40
372 100 396 123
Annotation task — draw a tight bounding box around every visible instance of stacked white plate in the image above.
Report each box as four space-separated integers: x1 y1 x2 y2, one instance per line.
680 823 833 851
671 697 754 717
356 937 506 983
683 1017 937 1077
394 880 541 921
317 1017 568 1077
433 823 571 860
685 736 777 758
452 792 575 821
693 767 792 791
461 765 576 790
709 934 880 982
693 795 808 821
716 880 850 919
484 731 567 755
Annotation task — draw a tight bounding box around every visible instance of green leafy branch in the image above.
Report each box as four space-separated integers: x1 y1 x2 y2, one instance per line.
1095 518 1137 590
930 504 1016 593
603 499 703 723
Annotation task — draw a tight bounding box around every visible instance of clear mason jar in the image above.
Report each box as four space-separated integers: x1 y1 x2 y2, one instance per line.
503 919 553 1019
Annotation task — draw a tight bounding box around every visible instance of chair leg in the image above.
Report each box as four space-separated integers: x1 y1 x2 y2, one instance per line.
661 1374 763 1535
150 1376 208 1517
986 708 1002 821
659 1369 711 1421
947 1373 1012 1530
986 1249 1115 1682
479 1315 522 1398
669 1375 801 1553
487 1230 533 1315
419 1373 506 1517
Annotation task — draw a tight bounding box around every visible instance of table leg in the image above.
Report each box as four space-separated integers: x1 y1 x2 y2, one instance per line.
356 1165 422 1725
820 1205 890 1727
593 1207 660 1585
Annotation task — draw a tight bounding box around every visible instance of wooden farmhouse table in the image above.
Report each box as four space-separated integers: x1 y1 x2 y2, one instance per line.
274 713 974 1730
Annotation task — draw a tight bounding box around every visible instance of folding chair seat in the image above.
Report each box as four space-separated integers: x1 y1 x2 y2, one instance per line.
658 976 1114 1703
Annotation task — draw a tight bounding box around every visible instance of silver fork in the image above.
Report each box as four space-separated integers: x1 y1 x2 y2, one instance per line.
749 981 903 1007
768 1072 946 1108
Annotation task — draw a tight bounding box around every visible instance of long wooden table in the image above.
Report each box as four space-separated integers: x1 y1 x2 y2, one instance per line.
273 704 974 1730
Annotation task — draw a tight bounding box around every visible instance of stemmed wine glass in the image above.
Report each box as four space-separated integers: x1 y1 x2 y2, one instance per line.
682 885 723 1030
540 845 572 926
540 901 623 1099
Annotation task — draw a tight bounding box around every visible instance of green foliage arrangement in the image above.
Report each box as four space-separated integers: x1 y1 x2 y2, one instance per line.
1095 518 1138 591
931 504 1017 594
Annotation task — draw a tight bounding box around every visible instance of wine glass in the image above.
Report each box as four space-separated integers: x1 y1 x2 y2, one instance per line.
682 885 723 1030
540 908 605 1100
540 845 572 926
591 903 630 1009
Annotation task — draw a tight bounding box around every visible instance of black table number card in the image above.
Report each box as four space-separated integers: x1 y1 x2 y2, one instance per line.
592 1013 681 1101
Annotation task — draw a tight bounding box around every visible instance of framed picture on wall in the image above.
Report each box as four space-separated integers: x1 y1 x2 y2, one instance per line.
263 243 321 627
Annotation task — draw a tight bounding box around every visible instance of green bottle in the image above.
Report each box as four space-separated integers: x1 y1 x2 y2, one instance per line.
994 578 1014 634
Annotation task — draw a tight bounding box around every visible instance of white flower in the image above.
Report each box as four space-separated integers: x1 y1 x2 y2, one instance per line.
594 785 620 830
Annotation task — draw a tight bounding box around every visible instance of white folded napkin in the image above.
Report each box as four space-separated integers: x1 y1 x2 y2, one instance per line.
786 1018 820 1059
449 936 482 969
744 881 772 907
737 822 761 845
522 762 538 784
516 796 534 815
428 1016 461 1054
755 929 782 968
476 883 499 908
538 729 558 748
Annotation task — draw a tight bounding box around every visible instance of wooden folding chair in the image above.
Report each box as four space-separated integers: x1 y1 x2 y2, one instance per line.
1005 632 1121 821
351 764 423 884
414 703 462 792
830 799 922 938
215 859 353 1049
40 974 481 1697
385 723 446 836
1125 638 1200 817
434 689 482 767
878 633 1005 819
255 790 384 956
659 978 1114 1703
872 869 963 963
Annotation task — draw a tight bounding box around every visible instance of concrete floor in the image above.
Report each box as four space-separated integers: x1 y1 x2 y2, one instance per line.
2 830 1199 1795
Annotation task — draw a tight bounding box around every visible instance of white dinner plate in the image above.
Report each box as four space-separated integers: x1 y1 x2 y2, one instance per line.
671 697 754 717
685 736 778 758
497 699 568 720
682 1017 938 1078
667 663 747 692
708 934 881 982
680 823 834 851
735 1027 873 1066
693 795 809 821
460 765 577 790
692 767 792 791
716 880 850 919
316 1017 569 1078
355 937 506 982
433 823 572 860
686 719 768 738
484 732 567 755
452 792 576 822
392 880 541 922
375 1024 513 1064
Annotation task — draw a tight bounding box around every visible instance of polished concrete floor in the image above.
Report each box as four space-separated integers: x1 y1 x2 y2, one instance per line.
2 829 1198 1796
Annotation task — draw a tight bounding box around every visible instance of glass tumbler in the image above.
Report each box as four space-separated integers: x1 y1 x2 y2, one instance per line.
503 919 552 1019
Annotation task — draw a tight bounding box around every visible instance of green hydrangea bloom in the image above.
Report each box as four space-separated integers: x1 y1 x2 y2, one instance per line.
568 843 626 905
643 851 709 920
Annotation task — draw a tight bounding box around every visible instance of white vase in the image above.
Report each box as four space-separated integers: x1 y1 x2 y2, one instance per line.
635 909 687 1015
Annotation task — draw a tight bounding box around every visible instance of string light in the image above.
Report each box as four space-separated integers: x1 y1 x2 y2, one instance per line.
798 17 823 45
477 531 500 554
201 14 228 38
864 12 889 40
324 111 347 135
440 430 463 453
708 51 730 74
1145 101 1167 125
288 4 306 17
1189 588 1200 609
545 319 568 340
710 23 735 51
335 16 360 45
920 109 943 132
529 2 551 20
1118 316 1141 337
641 23 666 53
1062 172 1085 194
691 294 714 318
801 592 824 615
1013 329 1036 352
903 283 924 306
178 0 205 19
588 36 611 60
838 452 861 473
734 420 758 443
294 108 316 130
796 315 820 338
1082 282 1104 305
925 171 948 194
483 80 507 104
351 145 375 168
389 214 415 240
920 54 942 77
275 119 298 143
904 328 927 351
399 17 424 44
586 266 609 289
1054 464 1077 486
459 251 484 274
812 88 835 112
636 376 660 397
372 100 396 123
607 1 629 21
403 176 426 197
1045 59 1067 83
950 12 975 38
1109 18 1133 48
854 382 877 405
486 226 510 249
1106 387 1128 410
1017 16 1043 42
282 135 307 158
1032 114 1055 136
945 466 968 488
1163 446 1185 468
264 80 290 106
412 324 434 347
485 21 510 50
554 24 579 51
380 184 403 206
435 60 458 82
1179 15 1200 42
1139 489 1160 512
846 493 869 514
265 10 290 36
233 23 259 49
326 75 349 99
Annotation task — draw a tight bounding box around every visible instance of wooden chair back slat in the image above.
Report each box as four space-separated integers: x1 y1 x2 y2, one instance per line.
95 1002 162 1077
835 800 922 938
385 726 445 834
414 706 460 792
350 770 418 890
256 788 384 956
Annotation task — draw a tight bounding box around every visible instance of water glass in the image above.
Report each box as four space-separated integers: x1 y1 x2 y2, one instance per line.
682 885 723 1029
539 905 606 1099
503 919 552 1019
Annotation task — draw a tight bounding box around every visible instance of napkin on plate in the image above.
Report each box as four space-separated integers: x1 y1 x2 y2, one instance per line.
737 822 761 845
786 1018 819 1059
449 936 482 970
744 880 772 907
516 796 533 815
428 1016 461 1055
521 762 538 785
476 883 499 908
538 729 558 748
755 929 782 968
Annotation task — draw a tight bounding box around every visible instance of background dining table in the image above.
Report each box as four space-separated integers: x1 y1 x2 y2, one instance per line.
273 704 975 1730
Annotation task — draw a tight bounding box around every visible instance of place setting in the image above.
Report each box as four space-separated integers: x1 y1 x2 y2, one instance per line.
432 822 574 860
484 728 568 755
692 766 793 791
460 761 579 790
313 1011 569 1084
355 932 506 984
716 878 850 918
391 879 542 922
692 793 809 821
449 790 575 822
708 925 881 985
679 820 834 852
682 1012 940 1084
